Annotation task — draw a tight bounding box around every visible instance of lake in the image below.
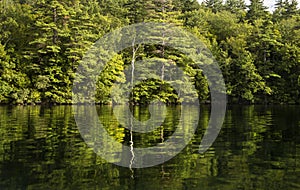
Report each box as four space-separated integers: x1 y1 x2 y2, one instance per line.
0 105 299 189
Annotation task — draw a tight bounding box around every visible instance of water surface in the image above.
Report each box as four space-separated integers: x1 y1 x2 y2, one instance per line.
0 105 299 189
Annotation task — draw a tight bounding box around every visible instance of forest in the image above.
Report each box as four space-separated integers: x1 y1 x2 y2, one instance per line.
0 0 299 105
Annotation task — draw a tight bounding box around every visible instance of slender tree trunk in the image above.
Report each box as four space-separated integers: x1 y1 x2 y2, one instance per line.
53 7 58 44
161 30 166 80
161 0 166 81
131 37 140 104
129 37 141 175
131 38 136 91
129 116 135 178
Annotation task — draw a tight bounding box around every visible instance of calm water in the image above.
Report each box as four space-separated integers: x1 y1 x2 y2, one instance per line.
0 105 299 189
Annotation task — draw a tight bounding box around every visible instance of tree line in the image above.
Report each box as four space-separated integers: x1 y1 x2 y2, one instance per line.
0 0 299 104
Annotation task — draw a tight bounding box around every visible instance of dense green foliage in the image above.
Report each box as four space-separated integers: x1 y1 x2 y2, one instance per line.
0 0 300 104
0 105 300 189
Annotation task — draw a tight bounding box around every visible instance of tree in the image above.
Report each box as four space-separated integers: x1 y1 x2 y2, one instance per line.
273 17 300 103
0 43 13 103
124 0 156 23
0 0 299 104
274 0 299 20
172 0 200 12
96 54 125 104
97 0 128 20
24 0 71 103
286 0 299 16
207 12 271 103
224 0 246 14
204 0 224 13
0 0 35 104
273 0 287 20
246 0 268 22
223 37 271 103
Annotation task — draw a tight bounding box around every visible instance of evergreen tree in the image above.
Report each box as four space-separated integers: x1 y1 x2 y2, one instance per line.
204 0 224 13
124 0 156 23
24 0 71 103
246 0 268 21
224 0 246 14
172 0 200 12
286 0 299 16
273 0 287 20
97 0 128 19
274 0 299 20
0 0 300 104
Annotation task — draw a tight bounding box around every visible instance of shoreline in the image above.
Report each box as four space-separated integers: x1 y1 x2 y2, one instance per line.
0 102 299 106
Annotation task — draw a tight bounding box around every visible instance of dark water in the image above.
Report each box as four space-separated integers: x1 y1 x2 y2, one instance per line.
0 105 299 190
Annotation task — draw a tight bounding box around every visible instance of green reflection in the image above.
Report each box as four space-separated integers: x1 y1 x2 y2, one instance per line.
0 105 299 189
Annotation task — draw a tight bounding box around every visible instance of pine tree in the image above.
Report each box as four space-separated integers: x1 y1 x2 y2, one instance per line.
286 0 299 16
65 0 118 71
273 0 286 20
97 0 128 19
274 0 299 20
204 0 224 13
246 0 268 22
25 0 71 103
224 0 246 14
172 0 200 12
124 0 155 23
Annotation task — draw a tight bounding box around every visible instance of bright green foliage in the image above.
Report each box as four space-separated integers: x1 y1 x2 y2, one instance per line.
0 0 300 104
0 44 13 102
130 79 179 105
96 54 126 104
205 11 271 102
21 0 122 104
24 0 71 103
0 0 33 104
